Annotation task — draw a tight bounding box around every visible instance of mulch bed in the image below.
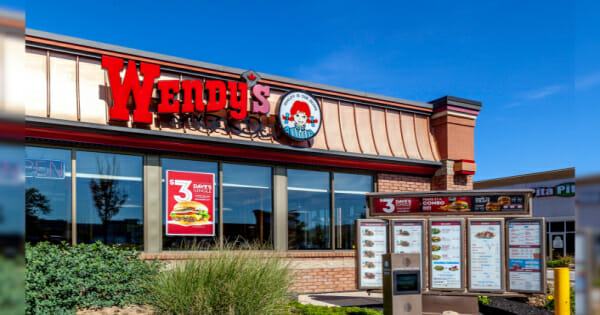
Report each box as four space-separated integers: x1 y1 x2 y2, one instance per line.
479 297 551 315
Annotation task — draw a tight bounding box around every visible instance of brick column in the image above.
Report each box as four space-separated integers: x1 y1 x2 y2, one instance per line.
429 96 481 190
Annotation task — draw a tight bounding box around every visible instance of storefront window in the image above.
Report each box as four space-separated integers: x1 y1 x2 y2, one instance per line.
25 146 72 244
223 163 272 247
162 158 219 250
76 151 143 248
334 173 372 249
288 169 331 250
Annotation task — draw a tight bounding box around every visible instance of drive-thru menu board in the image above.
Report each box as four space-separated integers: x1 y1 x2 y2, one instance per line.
430 220 463 290
356 220 388 289
468 219 504 291
391 220 423 254
507 219 545 293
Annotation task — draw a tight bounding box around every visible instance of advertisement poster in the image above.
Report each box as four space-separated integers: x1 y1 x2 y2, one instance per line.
422 196 471 212
165 170 215 236
472 195 525 212
430 221 462 290
508 220 543 292
357 220 388 288
371 197 421 215
469 220 503 291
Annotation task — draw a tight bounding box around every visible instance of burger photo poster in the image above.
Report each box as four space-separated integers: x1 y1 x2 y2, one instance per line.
166 170 215 236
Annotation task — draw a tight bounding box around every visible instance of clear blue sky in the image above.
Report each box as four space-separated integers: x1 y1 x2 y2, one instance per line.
18 0 599 180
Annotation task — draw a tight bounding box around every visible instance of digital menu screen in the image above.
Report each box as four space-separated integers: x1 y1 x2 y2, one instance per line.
472 195 525 212
430 220 462 290
507 220 544 292
422 196 471 212
357 220 388 289
469 220 503 291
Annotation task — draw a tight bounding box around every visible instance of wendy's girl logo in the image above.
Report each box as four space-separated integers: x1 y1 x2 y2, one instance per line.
278 91 322 141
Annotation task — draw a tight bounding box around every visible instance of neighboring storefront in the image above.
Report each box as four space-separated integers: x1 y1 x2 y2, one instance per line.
24 30 481 293
474 168 575 259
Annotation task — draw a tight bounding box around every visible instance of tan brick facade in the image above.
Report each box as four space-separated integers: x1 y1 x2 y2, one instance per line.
376 173 432 192
431 160 474 190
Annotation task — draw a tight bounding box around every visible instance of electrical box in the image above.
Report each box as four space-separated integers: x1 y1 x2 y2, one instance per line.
382 253 422 315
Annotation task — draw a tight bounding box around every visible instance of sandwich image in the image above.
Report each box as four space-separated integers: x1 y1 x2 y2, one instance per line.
363 240 375 247
497 196 511 206
431 236 442 242
434 265 444 271
363 261 375 269
485 202 501 211
432 254 441 261
170 201 210 225
431 245 441 251
447 200 470 212
475 231 495 239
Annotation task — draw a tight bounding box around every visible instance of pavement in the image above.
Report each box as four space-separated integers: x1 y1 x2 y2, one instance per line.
298 291 383 307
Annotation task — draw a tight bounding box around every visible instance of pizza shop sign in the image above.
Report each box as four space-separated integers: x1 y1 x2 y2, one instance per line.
101 55 321 141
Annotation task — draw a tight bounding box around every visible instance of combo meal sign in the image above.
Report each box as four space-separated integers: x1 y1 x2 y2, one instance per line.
356 190 545 296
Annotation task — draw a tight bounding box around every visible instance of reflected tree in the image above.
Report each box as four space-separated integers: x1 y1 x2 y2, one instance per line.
25 187 50 218
89 156 128 243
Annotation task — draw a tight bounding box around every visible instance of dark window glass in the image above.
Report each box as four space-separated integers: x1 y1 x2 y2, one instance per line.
566 221 575 232
76 151 143 248
551 221 565 232
25 146 72 244
566 233 575 257
334 173 372 249
223 163 272 248
162 158 218 250
288 169 330 250
1 145 24 254
546 233 550 257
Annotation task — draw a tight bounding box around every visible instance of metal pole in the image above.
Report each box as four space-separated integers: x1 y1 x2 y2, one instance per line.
554 267 570 315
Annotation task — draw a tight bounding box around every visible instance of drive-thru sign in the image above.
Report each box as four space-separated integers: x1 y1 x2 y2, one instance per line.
356 189 545 297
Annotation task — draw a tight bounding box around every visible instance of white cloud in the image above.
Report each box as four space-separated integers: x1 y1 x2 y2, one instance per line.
520 84 566 100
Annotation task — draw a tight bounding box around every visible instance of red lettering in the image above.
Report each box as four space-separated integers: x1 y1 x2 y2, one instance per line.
227 81 248 120
205 80 226 112
181 80 204 112
101 56 160 124
157 80 180 113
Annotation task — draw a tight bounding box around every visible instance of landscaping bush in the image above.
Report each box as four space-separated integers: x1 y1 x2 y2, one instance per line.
545 287 575 314
546 256 573 268
290 302 382 315
26 242 160 314
148 248 291 315
0 257 25 315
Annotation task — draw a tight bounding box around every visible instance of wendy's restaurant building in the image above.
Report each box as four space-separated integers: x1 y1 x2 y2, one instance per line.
23 29 481 293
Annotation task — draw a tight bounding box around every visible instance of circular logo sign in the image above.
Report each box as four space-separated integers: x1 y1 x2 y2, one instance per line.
278 91 322 141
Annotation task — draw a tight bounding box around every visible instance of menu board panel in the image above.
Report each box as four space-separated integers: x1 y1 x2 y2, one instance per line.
472 195 525 212
430 220 463 290
392 221 423 254
468 220 504 291
356 220 388 289
507 219 544 293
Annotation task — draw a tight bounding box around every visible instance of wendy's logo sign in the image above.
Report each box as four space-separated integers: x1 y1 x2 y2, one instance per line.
278 91 321 141
101 56 270 124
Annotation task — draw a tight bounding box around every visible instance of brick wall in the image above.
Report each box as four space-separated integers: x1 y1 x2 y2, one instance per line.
431 160 473 190
377 173 431 192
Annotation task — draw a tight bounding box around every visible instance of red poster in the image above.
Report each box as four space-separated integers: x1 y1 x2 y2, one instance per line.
371 197 422 214
166 170 215 236
422 196 471 212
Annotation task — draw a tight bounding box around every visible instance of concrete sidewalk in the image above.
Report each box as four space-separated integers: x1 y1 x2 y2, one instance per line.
298 291 383 307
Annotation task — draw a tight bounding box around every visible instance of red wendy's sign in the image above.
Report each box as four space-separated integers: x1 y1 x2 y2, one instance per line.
165 170 215 236
101 55 271 124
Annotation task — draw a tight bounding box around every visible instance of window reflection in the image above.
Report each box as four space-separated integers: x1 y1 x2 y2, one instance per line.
288 169 330 250
334 173 372 249
223 163 272 248
162 158 219 250
76 151 143 248
25 146 71 244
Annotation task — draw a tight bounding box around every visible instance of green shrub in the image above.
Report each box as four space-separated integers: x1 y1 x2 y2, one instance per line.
148 249 291 315
290 302 382 315
26 242 160 314
477 295 490 305
0 257 25 315
546 256 573 268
